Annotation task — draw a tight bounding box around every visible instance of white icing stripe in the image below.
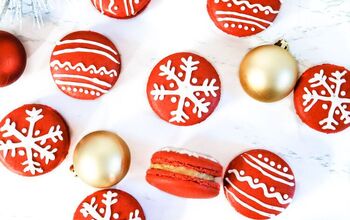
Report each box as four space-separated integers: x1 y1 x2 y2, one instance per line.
123 0 129 16
53 48 120 65
217 17 266 30
224 186 276 218
229 169 292 205
108 0 117 15
242 156 295 187
215 11 272 25
56 39 118 55
245 154 294 180
129 0 135 15
54 80 108 94
50 60 118 77
215 0 279 14
160 147 219 163
99 0 103 13
225 178 285 212
53 74 112 88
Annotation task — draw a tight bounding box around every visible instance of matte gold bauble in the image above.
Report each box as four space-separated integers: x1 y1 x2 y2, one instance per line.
239 41 298 102
73 131 131 188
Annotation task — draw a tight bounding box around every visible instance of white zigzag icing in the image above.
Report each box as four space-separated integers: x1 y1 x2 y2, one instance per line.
50 60 118 77
229 169 292 205
215 0 280 14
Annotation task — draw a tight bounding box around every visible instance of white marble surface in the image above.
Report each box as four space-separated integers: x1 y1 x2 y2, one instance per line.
1 0 350 219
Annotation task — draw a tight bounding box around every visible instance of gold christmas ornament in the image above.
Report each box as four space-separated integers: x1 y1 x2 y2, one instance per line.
72 131 131 188
239 40 299 102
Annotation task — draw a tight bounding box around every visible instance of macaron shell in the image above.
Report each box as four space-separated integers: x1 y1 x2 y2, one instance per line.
147 52 221 126
0 31 26 87
294 64 350 133
50 31 121 100
223 149 296 219
74 189 146 220
0 104 70 176
91 0 151 19
207 0 281 37
146 168 220 198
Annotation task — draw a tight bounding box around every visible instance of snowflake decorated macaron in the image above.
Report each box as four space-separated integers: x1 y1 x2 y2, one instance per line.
74 189 146 220
0 104 70 176
294 64 350 133
207 0 281 37
224 149 296 219
91 0 151 19
147 52 221 126
50 31 121 100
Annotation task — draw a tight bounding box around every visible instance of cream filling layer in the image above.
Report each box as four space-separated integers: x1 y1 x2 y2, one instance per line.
151 164 215 181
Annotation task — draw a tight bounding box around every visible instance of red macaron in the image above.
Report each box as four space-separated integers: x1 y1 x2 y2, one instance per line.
146 147 223 199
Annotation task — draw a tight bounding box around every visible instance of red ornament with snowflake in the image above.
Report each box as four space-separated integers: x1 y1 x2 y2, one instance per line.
0 104 70 176
294 64 350 133
147 52 221 126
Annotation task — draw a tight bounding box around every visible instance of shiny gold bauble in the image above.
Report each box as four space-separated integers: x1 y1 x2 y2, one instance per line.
239 44 298 102
73 131 131 188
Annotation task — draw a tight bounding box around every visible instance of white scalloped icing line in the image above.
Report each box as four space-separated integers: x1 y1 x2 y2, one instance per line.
160 147 219 163
215 0 280 14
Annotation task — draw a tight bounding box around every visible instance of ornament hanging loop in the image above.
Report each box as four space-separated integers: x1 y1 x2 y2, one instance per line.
274 39 289 51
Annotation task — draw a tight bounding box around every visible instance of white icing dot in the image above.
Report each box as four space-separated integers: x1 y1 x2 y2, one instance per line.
185 101 191 107
258 154 263 158
224 23 229 28
253 8 258 13
61 86 66 91
90 91 96 95
240 6 246 11
322 104 328 110
343 104 348 109
231 24 236 28
21 128 27 134
283 167 289 172
113 213 119 219
67 87 72 91
19 150 25 156
227 3 232 7
251 27 256 31
195 92 201 97
65 67 69 71
192 78 198 84
33 152 39 158
99 208 105 214
341 91 346 96
76 67 81 72
96 92 101 97
73 88 78 92
178 72 184 78
113 6 118 10
169 83 175 88
331 85 335 89
238 24 243 29
109 74 114 78
34 130 40 136
265 10 270 15
79 88 84 93
264 157 269 162
270 187 275 192
270 161 275 166
244 26 249 30
171 97 177 103
54 66 59 71
254 178 259 183
283 194 289 199
84 90 89 94
240 170 245 176
277 164 282 169
321 90 326 95
90 70 94 74
335 110 340 115
100 72 104 76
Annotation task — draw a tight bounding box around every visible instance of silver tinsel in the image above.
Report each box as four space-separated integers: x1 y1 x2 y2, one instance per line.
0 0 53 27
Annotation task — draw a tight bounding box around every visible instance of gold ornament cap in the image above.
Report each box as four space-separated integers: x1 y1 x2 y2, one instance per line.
239 40 299 102
72 131 131 188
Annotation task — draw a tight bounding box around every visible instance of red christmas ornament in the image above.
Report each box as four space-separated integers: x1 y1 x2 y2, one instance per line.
223 149 296 219
50 31 121 100
207 0 281 37
0 104 70 176
147 52 221 126
91 0 151 19
294 64 350 133
74 189 146 220
0 30 26 87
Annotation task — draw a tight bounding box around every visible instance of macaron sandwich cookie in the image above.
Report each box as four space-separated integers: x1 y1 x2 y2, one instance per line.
146 147 223 198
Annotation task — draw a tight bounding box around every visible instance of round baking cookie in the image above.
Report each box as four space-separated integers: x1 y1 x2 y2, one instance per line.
91 0 151 19
147 52 221 126
294 64 350 133
0 30 26 87
207 0 281 37
224 149 296 219
50 31 121 100
74 189 146 220
0 104 70 176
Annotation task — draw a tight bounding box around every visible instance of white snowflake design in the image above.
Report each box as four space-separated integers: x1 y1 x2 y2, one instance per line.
80 191 142 220
150 56 220 123
0 107 63 174
302 69 350 130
